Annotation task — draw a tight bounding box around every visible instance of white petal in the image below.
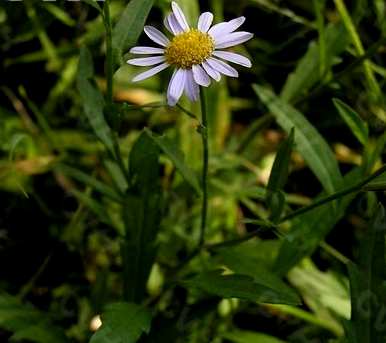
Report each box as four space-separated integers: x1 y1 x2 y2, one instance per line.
198 12 213 32
226 16 246 31
207 57 238 78
192 64 211 87
127 56 165 66
165 13 184 35
168 69 186 106
208 17 245 39
208 22 229 40
144 26 170 47
213 51 251 68
215 32 253 49
132 63 169 82
171 2 190 31
164 15 173 34
184 70 200 102
202 61 221 81
129 46 165 55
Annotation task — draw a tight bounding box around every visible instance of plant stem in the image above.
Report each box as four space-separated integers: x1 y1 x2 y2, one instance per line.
207 164 386 249
333 0 382 101
199 88 209 248
281 164 386 222
103 0 130 186
103 0 113 107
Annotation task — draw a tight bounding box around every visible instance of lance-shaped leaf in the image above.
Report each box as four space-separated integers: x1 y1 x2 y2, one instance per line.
266 128 294 222
77 47 115 156
274 167 362 275
216 243 301 305
346 204 386 343
280 23 348 102
112 0 154 67
145 128 201 195
122 132 161 303
254 85 342 195
184 270 300 305
333 98 368 146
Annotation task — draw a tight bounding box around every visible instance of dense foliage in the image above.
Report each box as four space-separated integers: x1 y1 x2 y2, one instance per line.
1 0 386 342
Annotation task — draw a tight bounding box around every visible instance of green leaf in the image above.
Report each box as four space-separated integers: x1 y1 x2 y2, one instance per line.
0 293 68 343
267 128 294 193
223 330 286 343
82 0 103 13
77 47 115 156
41 3 76 27
71 189 113 227
128 131 160 194
266 128 294 221
362 172 386 191
216 243 301 305
10 325 68 343
112 0 154 67
274 167 362 275
333 98 368 145
90 302 151 343
184 270 300 305
346 204 386 343
145 128 201 195
122 132 162 302
254 85 342 194
58 164 122 203
280 23 349 102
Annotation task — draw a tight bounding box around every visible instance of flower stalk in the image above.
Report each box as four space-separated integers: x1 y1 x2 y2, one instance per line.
199 88 209 248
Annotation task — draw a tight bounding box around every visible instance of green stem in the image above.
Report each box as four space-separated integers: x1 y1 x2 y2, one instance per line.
103 0 113 106
103 0 130 186
333 0 382 101
199 88 209 248
207 165 386 249
281 164 386 222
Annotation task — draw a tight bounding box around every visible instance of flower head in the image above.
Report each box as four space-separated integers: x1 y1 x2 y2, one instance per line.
127 1 253 106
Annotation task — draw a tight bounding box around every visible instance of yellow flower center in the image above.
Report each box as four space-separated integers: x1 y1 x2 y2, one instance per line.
165 29 215 69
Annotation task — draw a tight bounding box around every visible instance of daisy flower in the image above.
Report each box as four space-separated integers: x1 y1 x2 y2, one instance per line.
127 1 253 106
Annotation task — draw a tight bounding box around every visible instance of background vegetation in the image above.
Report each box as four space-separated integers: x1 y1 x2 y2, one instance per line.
1 0 386 342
